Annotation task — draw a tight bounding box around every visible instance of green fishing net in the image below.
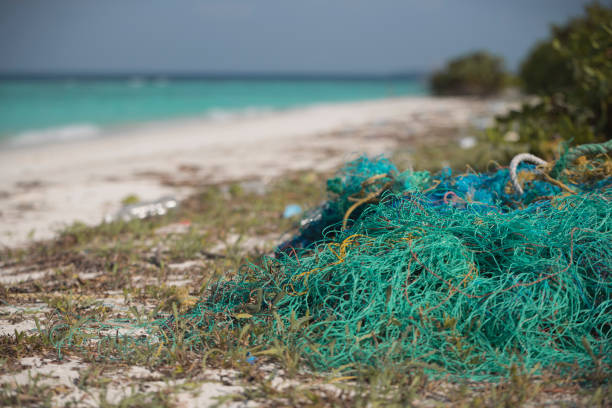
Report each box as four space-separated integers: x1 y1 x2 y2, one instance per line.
53 144 612 380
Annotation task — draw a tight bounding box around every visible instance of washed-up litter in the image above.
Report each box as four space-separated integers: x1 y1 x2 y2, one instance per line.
182 141 611 379
458 136 476 149
57 141 611 381
245 352 257 365
104 196 178 222
282 204 302 218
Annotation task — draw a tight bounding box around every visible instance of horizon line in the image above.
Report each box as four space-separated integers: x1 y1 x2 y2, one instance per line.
0 70 428 81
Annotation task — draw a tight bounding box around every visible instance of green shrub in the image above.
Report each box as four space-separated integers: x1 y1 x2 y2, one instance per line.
519 41 574 95
489 2 612 159
555 2 612 136
430 51 507 96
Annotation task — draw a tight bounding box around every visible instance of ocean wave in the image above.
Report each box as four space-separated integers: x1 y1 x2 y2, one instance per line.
5 123 103 147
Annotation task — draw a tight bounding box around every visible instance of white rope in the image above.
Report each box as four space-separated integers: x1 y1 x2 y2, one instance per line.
509 153 548 195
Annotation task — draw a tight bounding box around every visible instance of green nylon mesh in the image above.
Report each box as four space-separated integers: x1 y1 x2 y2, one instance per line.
51 147 612 381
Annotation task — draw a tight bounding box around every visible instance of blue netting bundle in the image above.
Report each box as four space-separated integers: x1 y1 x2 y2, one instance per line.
280 155 597 252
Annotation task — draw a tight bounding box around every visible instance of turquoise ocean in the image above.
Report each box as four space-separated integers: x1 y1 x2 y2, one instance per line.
0 77 427 147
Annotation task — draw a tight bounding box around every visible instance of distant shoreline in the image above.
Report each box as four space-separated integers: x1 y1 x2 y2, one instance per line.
1 96 423 151
0 78 428 147
0 71 428 81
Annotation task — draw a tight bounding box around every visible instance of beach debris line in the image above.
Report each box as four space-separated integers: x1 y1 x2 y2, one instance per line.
54 142 611 380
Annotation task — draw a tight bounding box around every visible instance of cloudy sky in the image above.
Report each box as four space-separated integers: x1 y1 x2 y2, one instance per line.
0 0 593 74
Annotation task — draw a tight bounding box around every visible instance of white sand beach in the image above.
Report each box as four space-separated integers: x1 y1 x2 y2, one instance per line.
0 96 508 247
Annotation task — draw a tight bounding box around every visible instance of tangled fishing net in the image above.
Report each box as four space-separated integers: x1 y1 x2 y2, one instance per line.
56 141 612 380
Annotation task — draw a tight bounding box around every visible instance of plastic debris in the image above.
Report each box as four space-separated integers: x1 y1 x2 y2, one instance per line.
245 352 257 365
190 149 611 379
105 196 178 222
56 142 612 381
282 204 302 218
459 136 476 149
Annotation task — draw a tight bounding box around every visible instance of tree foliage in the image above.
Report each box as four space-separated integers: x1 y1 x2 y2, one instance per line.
519 41 574 95
489 2 612 158
430 51 506 96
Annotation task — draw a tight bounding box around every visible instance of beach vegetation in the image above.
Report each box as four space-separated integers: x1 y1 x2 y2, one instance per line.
519 40 574 95
120 194 141 205
429 51 507 96
487 2 612 158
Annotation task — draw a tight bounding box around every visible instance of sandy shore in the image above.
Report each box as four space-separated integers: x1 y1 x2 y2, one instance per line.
0 96 508 247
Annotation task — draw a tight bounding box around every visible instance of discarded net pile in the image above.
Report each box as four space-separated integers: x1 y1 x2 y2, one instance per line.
163 142 611 379
53 142 612 380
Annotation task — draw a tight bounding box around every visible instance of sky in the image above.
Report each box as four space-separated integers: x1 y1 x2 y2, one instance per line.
0 0 595 75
